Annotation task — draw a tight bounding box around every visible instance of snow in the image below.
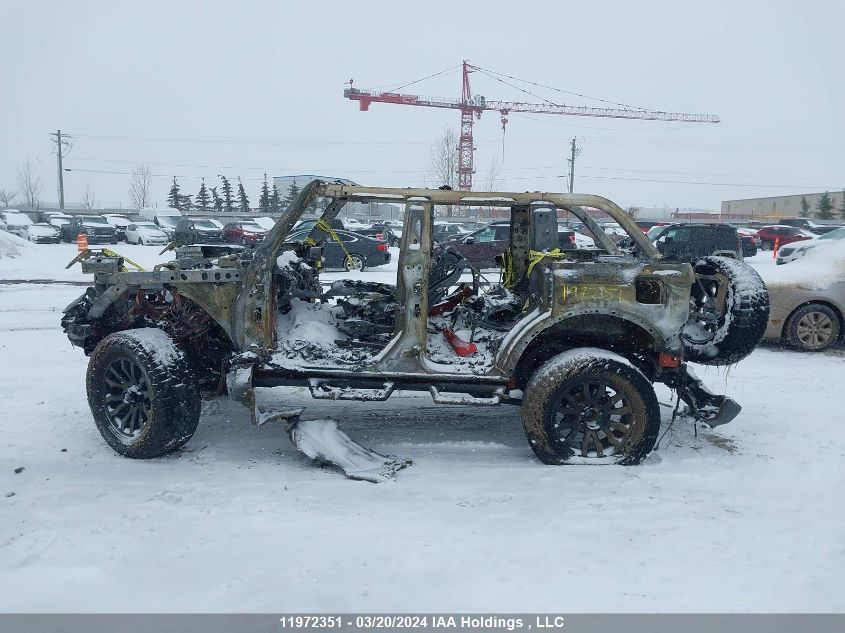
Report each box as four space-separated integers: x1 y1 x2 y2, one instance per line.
758 239 845 289
114 328 185 366
0 230 36 259
0 240 174 282
0 243 843 613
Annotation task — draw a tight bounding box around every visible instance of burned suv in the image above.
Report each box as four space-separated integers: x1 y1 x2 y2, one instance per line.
62 182 769 472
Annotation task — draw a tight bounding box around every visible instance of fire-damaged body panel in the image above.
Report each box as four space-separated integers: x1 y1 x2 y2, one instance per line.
62 180 769 471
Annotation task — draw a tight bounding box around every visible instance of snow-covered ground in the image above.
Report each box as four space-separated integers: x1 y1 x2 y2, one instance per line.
1 237 843 612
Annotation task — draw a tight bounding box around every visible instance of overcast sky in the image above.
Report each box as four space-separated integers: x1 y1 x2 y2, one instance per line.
1 0 843 211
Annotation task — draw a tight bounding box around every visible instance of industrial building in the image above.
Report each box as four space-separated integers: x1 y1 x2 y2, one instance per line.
721 192 844 220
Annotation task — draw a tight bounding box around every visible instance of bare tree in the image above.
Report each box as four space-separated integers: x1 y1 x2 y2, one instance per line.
16 160 42 208
625 206 641 220
0 187 16 208
484 155 503 191
81 183 97 210
128 162 152 209
426 127 459 217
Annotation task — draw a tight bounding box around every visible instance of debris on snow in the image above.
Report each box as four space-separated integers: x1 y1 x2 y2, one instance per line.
288 418 412 483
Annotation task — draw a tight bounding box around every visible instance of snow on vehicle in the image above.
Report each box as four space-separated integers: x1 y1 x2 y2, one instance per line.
22 222 60 244
138 207 182 238
125 221 169 246
776 227 845 265
0 210 33 237
61 182 769 478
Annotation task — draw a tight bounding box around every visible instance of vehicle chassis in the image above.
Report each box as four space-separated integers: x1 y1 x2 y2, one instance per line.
64 181 740 431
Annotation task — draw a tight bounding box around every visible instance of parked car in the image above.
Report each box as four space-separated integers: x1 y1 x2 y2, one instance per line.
0 210 33 237
22 222 60 244
734 227 763 249
433 222 472 243
635 220 669 233
776 227 845 264
223 221 268 245
174 218 225 245
47 213 73 230
357 222 400 246
648 223 744 261
126 222 169 246
59 215 117 244
103 214 131 241
286 227 390 271
757 225 815 250
295 218 343 233
445 221 578 268
777 217 842 236
763 240 845 351
139 207 182 238
342 218 369 231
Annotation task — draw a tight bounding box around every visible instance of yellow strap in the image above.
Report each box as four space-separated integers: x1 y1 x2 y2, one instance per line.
526 248 567 279
502 248 568 289
101 248 145 272
315 218 354 268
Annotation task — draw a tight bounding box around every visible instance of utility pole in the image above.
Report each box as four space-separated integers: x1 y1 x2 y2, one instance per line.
566 137 581 193
49 130 71 209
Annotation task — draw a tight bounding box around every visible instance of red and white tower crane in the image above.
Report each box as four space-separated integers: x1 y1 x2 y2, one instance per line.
344 61 719 191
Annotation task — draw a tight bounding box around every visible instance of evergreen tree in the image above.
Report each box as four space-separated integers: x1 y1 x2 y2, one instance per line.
270 182 281 214
167 176 181 210
283 180 300 206
258 173 271 215
220 175 234 213
195 179 211 213
816 191 833 220
178 194 193 212
211 186 223 214
237 177 250 212
799 196 810 218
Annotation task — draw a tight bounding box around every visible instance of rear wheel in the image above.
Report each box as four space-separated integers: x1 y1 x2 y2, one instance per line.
344 253 366 272
521 350 660 465
683 256 769 365
87 328 201 458
785 303 841 352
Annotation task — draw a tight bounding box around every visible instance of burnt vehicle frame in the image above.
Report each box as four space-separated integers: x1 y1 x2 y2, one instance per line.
63 181 769 465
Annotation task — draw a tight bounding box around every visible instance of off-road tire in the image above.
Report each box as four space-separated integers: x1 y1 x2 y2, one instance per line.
344 253 366 272
683 256 769 366
521 349 660 466
87 328 201 459
784 303 841 352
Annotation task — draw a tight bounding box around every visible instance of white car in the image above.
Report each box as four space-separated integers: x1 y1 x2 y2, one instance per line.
776 227 845 264
0 210 33 237
22 223 61 243
126 221 169 245
343 218 369 230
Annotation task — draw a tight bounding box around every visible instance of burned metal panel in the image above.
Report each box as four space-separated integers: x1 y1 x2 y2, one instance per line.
371 201 433 371
495 259 695 374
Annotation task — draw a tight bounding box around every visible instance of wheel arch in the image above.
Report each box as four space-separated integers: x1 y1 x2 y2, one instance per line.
506 312 664 389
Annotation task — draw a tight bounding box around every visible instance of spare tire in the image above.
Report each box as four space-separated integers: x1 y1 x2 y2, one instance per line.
682 256 769 365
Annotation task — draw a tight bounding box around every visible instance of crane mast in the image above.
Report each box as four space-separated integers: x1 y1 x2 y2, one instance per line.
343 61 719 191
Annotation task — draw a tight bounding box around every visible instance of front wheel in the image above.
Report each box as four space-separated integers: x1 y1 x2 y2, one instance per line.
344 254 366 272
784 303 841 351
521 350 660 465
87 328 201 458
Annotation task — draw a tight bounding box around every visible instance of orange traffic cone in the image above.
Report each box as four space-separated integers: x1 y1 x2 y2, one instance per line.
772 237 779 259
77 233 89 251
